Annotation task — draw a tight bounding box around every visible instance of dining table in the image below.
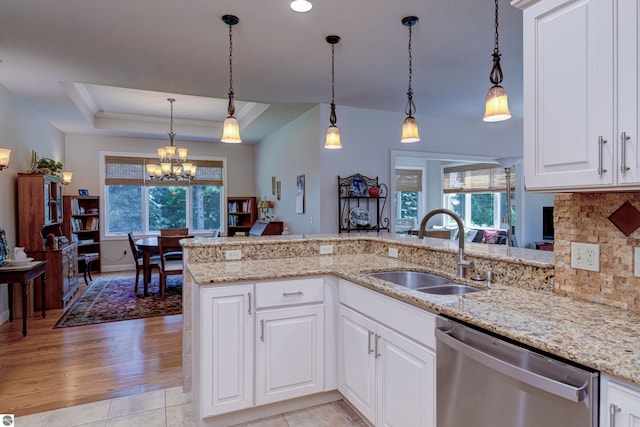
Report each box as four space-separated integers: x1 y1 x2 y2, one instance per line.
135 237 159 297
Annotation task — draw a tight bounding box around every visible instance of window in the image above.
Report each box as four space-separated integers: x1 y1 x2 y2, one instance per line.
104 155 224 235
443 163 513 230
395 168 423 228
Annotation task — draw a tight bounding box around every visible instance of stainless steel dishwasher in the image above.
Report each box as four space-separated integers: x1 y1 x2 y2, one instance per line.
436 316 599 427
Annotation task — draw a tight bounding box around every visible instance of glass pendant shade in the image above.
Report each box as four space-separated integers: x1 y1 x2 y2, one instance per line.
483 84 511 122
290 0 312 12
165 145 177 158
161 162 172 176
324 125 342 149
0 148 11 170
401 116 420 143
157 147 167 159
177 147 188 160
221 116 241 143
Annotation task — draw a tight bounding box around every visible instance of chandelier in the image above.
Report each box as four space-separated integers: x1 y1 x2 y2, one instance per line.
146 98 196 181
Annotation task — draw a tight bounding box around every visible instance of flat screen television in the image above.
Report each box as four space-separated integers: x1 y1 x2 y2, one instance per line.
542 206 554 240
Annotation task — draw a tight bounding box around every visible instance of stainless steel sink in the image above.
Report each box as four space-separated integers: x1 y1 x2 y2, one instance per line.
368 270 481 295
417 284 480 295
368 271 451 289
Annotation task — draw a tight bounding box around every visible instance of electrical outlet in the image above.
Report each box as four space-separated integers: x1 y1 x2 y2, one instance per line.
388 247 398 258
225 249 242 260
571 242 600 272
635 248 640 277
320 244 333 255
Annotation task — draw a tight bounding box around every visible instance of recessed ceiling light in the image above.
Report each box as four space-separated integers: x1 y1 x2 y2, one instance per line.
290 0 312 13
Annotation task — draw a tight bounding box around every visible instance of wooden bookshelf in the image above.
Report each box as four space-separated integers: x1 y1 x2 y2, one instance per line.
227 197 256 236
63 196 101 274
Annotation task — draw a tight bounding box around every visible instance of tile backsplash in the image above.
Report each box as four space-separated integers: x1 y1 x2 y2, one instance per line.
554 193 640 313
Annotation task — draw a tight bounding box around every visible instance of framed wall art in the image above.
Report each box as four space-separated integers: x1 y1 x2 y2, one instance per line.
296 174 305 214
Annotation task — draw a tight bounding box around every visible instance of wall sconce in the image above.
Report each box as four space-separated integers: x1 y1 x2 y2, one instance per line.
0 148 11 170
62 171 73 185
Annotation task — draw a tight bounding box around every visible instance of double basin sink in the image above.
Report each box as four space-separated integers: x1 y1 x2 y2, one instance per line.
368 271 481 295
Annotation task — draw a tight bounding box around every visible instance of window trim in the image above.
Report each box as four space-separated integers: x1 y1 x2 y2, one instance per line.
99 151 227 240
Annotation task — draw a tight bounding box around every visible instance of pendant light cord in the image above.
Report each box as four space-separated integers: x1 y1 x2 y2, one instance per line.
489 0 503 85
168 98 176 145
405 23 416 117
329 42 337 125
227 22 236 116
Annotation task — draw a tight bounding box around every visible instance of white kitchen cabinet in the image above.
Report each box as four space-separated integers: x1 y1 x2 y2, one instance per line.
516 0 640 191
255 277 325 406
339 280 436 427
256 304 325 405
601 375 640 427
339 305 377 423
200 284 254 417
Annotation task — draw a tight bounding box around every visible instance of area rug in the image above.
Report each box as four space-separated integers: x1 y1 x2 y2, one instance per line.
54 275 182 328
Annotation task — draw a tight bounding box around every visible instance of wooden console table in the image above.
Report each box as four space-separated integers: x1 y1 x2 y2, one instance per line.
0 260 47 336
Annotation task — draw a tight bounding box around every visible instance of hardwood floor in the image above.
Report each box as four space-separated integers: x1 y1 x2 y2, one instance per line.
0 275 182 417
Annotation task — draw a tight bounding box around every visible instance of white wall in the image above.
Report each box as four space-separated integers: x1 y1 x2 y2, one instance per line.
254 106 322 234
64 133 256 271
0 84 64 323
318 104 524 234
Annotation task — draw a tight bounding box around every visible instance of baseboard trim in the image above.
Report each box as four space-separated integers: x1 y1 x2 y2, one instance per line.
100 265 135 273
198 391 341 427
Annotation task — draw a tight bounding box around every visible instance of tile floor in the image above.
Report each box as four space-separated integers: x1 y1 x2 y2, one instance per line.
15 387 366 427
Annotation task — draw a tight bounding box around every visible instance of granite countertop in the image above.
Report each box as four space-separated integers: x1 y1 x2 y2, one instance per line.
186 252 640 387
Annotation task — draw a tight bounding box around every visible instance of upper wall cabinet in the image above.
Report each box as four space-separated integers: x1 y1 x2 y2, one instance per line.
514 0 639 191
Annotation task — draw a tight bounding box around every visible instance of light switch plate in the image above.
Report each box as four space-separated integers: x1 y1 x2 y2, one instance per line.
388 247 398 258
570 242 599 272
635 248 640 278
225 249 242 260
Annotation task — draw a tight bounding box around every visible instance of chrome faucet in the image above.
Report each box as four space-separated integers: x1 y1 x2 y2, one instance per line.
418 208 473 279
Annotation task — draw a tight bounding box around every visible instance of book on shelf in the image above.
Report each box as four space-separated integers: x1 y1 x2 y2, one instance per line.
85 217 99 230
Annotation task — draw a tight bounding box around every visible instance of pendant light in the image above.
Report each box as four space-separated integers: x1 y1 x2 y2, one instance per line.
221 14 242 143
324 35 342 149
483 0 511 122
401 16 420 143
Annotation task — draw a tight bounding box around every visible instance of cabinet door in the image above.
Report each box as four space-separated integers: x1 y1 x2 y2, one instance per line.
256 304 324 405
200 284 254 417
522 0 614 190
376 325 435 427
338 305 377 424
617 0 640 185
603 379 640 427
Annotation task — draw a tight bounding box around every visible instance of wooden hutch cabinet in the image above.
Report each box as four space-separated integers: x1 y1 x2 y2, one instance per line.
17 173 79 310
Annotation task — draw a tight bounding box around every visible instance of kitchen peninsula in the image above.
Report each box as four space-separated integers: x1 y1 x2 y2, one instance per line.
181 234 640 426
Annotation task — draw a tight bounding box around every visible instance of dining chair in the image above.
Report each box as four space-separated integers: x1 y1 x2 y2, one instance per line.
128 232 160 294
157 235 192 299
160 228 189 236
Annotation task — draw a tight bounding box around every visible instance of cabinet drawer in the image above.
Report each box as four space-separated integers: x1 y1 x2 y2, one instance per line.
256 277 324 309
339 279 436 349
